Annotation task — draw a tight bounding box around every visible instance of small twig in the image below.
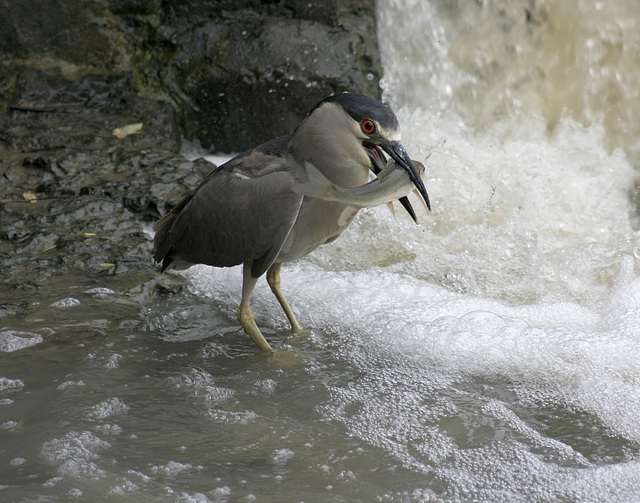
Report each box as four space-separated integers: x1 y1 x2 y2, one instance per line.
9 104 67 113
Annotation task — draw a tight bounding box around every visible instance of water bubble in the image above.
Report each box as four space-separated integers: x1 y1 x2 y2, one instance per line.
83 287 116 296
270 448 295 466
150 460 193 476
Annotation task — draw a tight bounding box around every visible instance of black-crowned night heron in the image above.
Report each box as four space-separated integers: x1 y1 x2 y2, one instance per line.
153 93 430 352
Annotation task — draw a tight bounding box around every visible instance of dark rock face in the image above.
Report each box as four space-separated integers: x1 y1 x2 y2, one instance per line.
149 1 382 151
0 0 381 151
0 0 121 67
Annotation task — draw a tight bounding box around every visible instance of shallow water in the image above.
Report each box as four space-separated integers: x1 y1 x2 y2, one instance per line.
3 1 640 502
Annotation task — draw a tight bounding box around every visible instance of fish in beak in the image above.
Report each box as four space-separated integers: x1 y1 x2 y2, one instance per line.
382 140 431 212
364 140 431 222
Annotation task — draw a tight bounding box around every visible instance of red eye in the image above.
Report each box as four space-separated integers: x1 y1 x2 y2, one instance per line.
361 119 376 135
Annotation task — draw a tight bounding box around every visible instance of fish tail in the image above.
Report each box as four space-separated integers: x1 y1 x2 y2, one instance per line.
291 161 335 199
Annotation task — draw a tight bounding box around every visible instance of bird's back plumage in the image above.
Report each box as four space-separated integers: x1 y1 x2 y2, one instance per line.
153 136 304 277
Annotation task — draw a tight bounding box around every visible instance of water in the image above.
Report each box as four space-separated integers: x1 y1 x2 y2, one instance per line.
3 1 640 501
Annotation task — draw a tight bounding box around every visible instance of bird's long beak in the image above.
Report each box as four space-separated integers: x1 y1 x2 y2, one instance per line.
382 141 431 212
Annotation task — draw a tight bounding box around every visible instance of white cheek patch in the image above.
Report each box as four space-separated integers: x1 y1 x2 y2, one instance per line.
378 125 402 142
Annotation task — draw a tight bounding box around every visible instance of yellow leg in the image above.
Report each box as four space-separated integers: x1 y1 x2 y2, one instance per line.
239 264 274 352
266 263 304 334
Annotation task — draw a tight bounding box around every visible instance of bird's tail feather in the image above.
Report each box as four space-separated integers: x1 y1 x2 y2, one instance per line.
152 212 177 267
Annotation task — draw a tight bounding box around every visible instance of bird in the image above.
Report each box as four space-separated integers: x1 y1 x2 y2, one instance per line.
153 93 430 352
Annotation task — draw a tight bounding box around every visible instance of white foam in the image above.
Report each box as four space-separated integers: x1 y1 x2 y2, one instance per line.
87 397 129 420
50 297 82 309
0 377 24 393
185 253 640 444
170 367 235 405
41 431 110 480
0 331 43 352
283 263 640 500
150 460 193 476
374 0 640 312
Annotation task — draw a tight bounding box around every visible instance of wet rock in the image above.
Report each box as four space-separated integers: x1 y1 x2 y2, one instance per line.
0 72 210 291
160 4 381 150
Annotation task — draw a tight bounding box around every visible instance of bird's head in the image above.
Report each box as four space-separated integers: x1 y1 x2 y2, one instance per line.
295 93 431 215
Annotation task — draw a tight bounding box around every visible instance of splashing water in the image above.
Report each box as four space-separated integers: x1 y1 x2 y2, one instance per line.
377 0 640 306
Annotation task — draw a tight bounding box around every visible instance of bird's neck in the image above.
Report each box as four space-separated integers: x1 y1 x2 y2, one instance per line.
288 108 370 188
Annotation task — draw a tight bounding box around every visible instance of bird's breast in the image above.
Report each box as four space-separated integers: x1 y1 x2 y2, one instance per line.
277 198 361 262
276 158 370 262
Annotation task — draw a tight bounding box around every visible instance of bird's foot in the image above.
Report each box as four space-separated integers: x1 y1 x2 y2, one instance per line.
238 309 274 352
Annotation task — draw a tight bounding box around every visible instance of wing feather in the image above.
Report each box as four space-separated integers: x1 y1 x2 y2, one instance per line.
153 146 303 278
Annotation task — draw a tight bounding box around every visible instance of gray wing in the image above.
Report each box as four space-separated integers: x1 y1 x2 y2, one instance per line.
153 144 303 278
